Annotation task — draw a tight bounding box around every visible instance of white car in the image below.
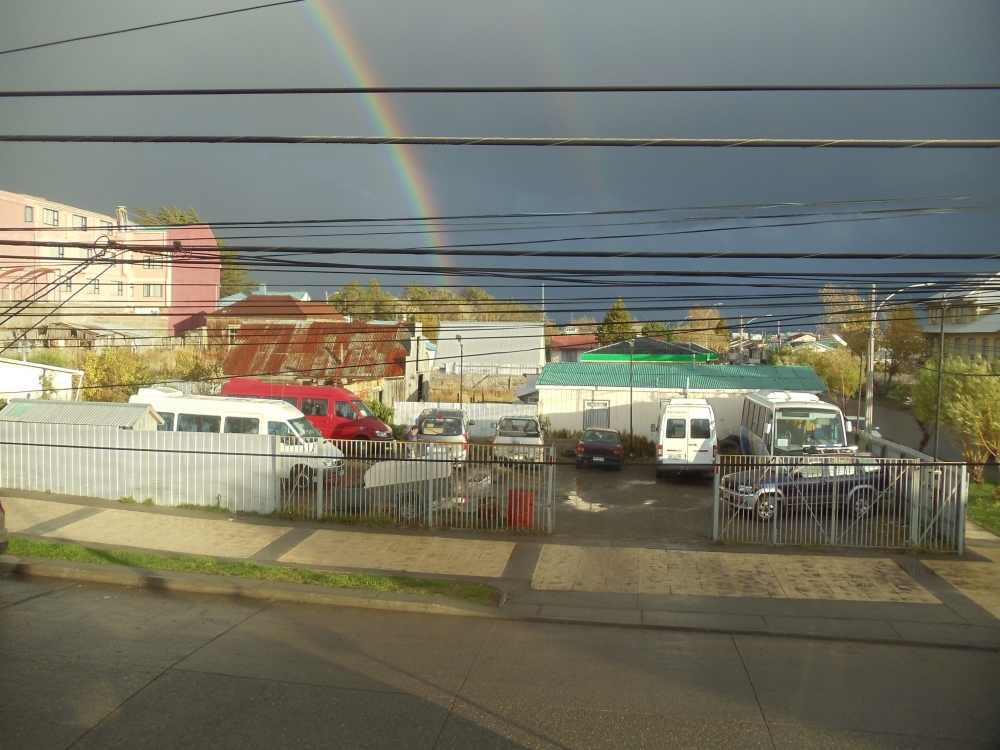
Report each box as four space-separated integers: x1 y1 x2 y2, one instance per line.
491 416 545 463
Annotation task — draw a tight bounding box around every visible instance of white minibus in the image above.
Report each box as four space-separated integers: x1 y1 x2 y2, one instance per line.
738 391 854 457
652 398 717 478
129 387 344 487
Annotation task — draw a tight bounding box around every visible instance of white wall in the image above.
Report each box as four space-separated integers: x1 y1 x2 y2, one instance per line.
537 386 755 438
0 358 82 400
434 322 546 371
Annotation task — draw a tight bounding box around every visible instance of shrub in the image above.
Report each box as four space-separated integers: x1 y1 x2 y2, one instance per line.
365 399 394 425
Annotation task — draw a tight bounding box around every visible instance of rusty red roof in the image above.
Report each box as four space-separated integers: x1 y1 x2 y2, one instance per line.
207 295 347 321
223 321 412 381
550 333 599 350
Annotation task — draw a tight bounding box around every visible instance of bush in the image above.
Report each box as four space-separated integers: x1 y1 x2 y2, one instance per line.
622 434 656 459
364 399 394 425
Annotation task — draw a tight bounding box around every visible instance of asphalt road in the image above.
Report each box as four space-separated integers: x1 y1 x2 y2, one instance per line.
4 575 999 750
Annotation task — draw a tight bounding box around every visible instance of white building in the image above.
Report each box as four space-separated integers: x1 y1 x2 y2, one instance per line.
434 321 546 375
0 357 84 401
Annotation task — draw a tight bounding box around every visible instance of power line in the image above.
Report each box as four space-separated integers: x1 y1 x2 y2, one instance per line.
0 0 304 57
2 135 999 148
3 83 1000 97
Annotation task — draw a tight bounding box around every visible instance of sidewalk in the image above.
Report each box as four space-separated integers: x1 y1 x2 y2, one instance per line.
4 491 1000 649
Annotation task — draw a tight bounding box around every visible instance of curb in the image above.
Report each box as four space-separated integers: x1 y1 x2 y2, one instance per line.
0 555 503 618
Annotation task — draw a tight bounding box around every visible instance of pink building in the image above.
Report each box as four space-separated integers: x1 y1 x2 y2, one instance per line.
0 188 220 337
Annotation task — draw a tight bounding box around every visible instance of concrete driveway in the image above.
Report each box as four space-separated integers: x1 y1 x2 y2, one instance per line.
553 460 714 542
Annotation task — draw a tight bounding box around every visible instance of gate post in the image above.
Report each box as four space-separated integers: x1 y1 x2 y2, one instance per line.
910 465 924 549
957 465 968 555
315 463 324 520
546 445 556 533
711 463 720 541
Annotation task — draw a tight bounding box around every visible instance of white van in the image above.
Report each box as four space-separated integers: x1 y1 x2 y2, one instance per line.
652 398 717 478
129 387 344 487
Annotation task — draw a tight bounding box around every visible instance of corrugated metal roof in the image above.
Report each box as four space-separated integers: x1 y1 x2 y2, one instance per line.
207 295 347 321
223 321 412 381
0 399 163 427
535 362 826 392
584 338 715 356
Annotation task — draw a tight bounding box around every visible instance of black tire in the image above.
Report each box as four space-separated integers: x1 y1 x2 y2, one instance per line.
754 494 777 522
575 461 583 470
290 465 315 491
0 541 7 556
613 464 623 472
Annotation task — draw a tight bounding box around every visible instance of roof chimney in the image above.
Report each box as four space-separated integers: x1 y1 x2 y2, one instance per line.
115 206 128 230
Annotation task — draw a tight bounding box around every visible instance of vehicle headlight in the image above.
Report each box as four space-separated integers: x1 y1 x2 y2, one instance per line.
375 431 389 438
322 458 340 468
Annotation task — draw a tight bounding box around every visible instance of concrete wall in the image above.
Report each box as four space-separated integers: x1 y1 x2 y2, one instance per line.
0 358 82 400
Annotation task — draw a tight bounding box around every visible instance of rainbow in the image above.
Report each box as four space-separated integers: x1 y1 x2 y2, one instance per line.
303 1 451 280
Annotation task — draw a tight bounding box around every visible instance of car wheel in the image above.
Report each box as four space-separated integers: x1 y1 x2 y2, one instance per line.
614 464 623 472
850 487 876 518
754 494 777 522
290 465 315 492
575 461 583 469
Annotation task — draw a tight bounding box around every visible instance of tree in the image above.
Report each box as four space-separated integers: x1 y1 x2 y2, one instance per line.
940 357 1000 484
596 298 637 345
770 345 862 410
134 205 258 297
910 365 940 453
640 320 671 339
81 349 147 402
882 304 926 388
819 284 872 357
673 307 730 355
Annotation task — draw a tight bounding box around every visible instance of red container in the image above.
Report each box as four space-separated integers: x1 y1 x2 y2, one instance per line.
507 490 535 529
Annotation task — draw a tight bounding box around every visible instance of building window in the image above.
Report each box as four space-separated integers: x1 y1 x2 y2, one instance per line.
969 338 977 358
953 338 962 356
87 279 100 295
142 284 163 297
57 246 65 258
228 325 239 345
983 338 989 359
72 215 87 231
42 208 59 226
24 206 33 222
60 278 72 292
100 220 113 230
995 338 1000 359
928 308 942 326
143 256 160 269
115 281 124 296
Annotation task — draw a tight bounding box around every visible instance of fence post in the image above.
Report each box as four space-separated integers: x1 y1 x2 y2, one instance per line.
711 464 720 541
910 465 924 549
957 465 968 555
315 462 324 520
546 445 555 533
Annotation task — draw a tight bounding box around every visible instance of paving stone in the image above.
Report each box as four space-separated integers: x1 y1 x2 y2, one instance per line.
45 508 290 558
3 496 85 532
924 547 1000 620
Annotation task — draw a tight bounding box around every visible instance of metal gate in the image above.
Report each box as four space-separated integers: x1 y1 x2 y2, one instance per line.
281 441 556 532
713 454 967 552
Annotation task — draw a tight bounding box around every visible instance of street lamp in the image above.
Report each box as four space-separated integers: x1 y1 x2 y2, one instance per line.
865 282 934 434
455 334 464 404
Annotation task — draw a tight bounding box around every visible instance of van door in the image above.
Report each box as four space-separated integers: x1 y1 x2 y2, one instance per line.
331 400 359 439
661 413 687 464
688 413 714 466
300 397 334 438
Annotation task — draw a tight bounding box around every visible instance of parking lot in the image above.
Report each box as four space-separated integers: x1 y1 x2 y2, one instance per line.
552 453 715 542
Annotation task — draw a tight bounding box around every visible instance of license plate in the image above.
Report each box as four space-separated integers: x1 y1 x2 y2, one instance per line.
593 456 604 462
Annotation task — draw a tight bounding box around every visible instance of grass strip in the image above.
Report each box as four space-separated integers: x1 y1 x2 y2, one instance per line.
968 480 1000 537
7 538 502 607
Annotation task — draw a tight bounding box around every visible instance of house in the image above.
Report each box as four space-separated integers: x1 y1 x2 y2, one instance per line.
0 357 84 401
205 295 348 346
925 275 1000 360
433 321 546 374
221 320 434 403
549 333 598 363
0 189 221 341
0 399 163 430
580 337 717 364
535 361 826 439
219 284 311 307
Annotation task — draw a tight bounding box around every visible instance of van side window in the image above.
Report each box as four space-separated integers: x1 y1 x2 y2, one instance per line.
742 399 750 427
177 414 221 433
665 419 685 439
225 416 260 434
157 412 174 431
691 419 711 439
301 398 329 417
335 401 357 419
268 421 293 436
281 397 298 408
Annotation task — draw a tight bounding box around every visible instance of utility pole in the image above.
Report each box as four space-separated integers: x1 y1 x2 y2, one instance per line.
628 338 635 456
865 284 876 431
934 297 947 461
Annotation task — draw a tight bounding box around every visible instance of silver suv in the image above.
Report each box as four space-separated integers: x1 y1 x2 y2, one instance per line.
413 409 474 462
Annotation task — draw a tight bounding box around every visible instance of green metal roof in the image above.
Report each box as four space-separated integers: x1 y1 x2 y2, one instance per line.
536 362 826 392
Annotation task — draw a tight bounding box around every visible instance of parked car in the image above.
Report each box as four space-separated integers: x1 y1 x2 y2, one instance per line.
0 494 7 556
492 416 545 463
719 456 894 521
412 409 474 462
575 428 623 471
221 379 392 441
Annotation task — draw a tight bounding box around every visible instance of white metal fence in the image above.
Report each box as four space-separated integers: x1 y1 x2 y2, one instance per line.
0 423 555 532
713 454 967 552
393 402 539 439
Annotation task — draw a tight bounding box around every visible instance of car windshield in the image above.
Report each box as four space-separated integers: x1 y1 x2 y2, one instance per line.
773 408 845 453
497 418 541 437
352 400 375 418
583 430 619 444
289 417 323 438
419 417 463 437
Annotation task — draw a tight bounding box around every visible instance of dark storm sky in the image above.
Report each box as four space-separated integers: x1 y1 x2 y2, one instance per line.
1 1 998 325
